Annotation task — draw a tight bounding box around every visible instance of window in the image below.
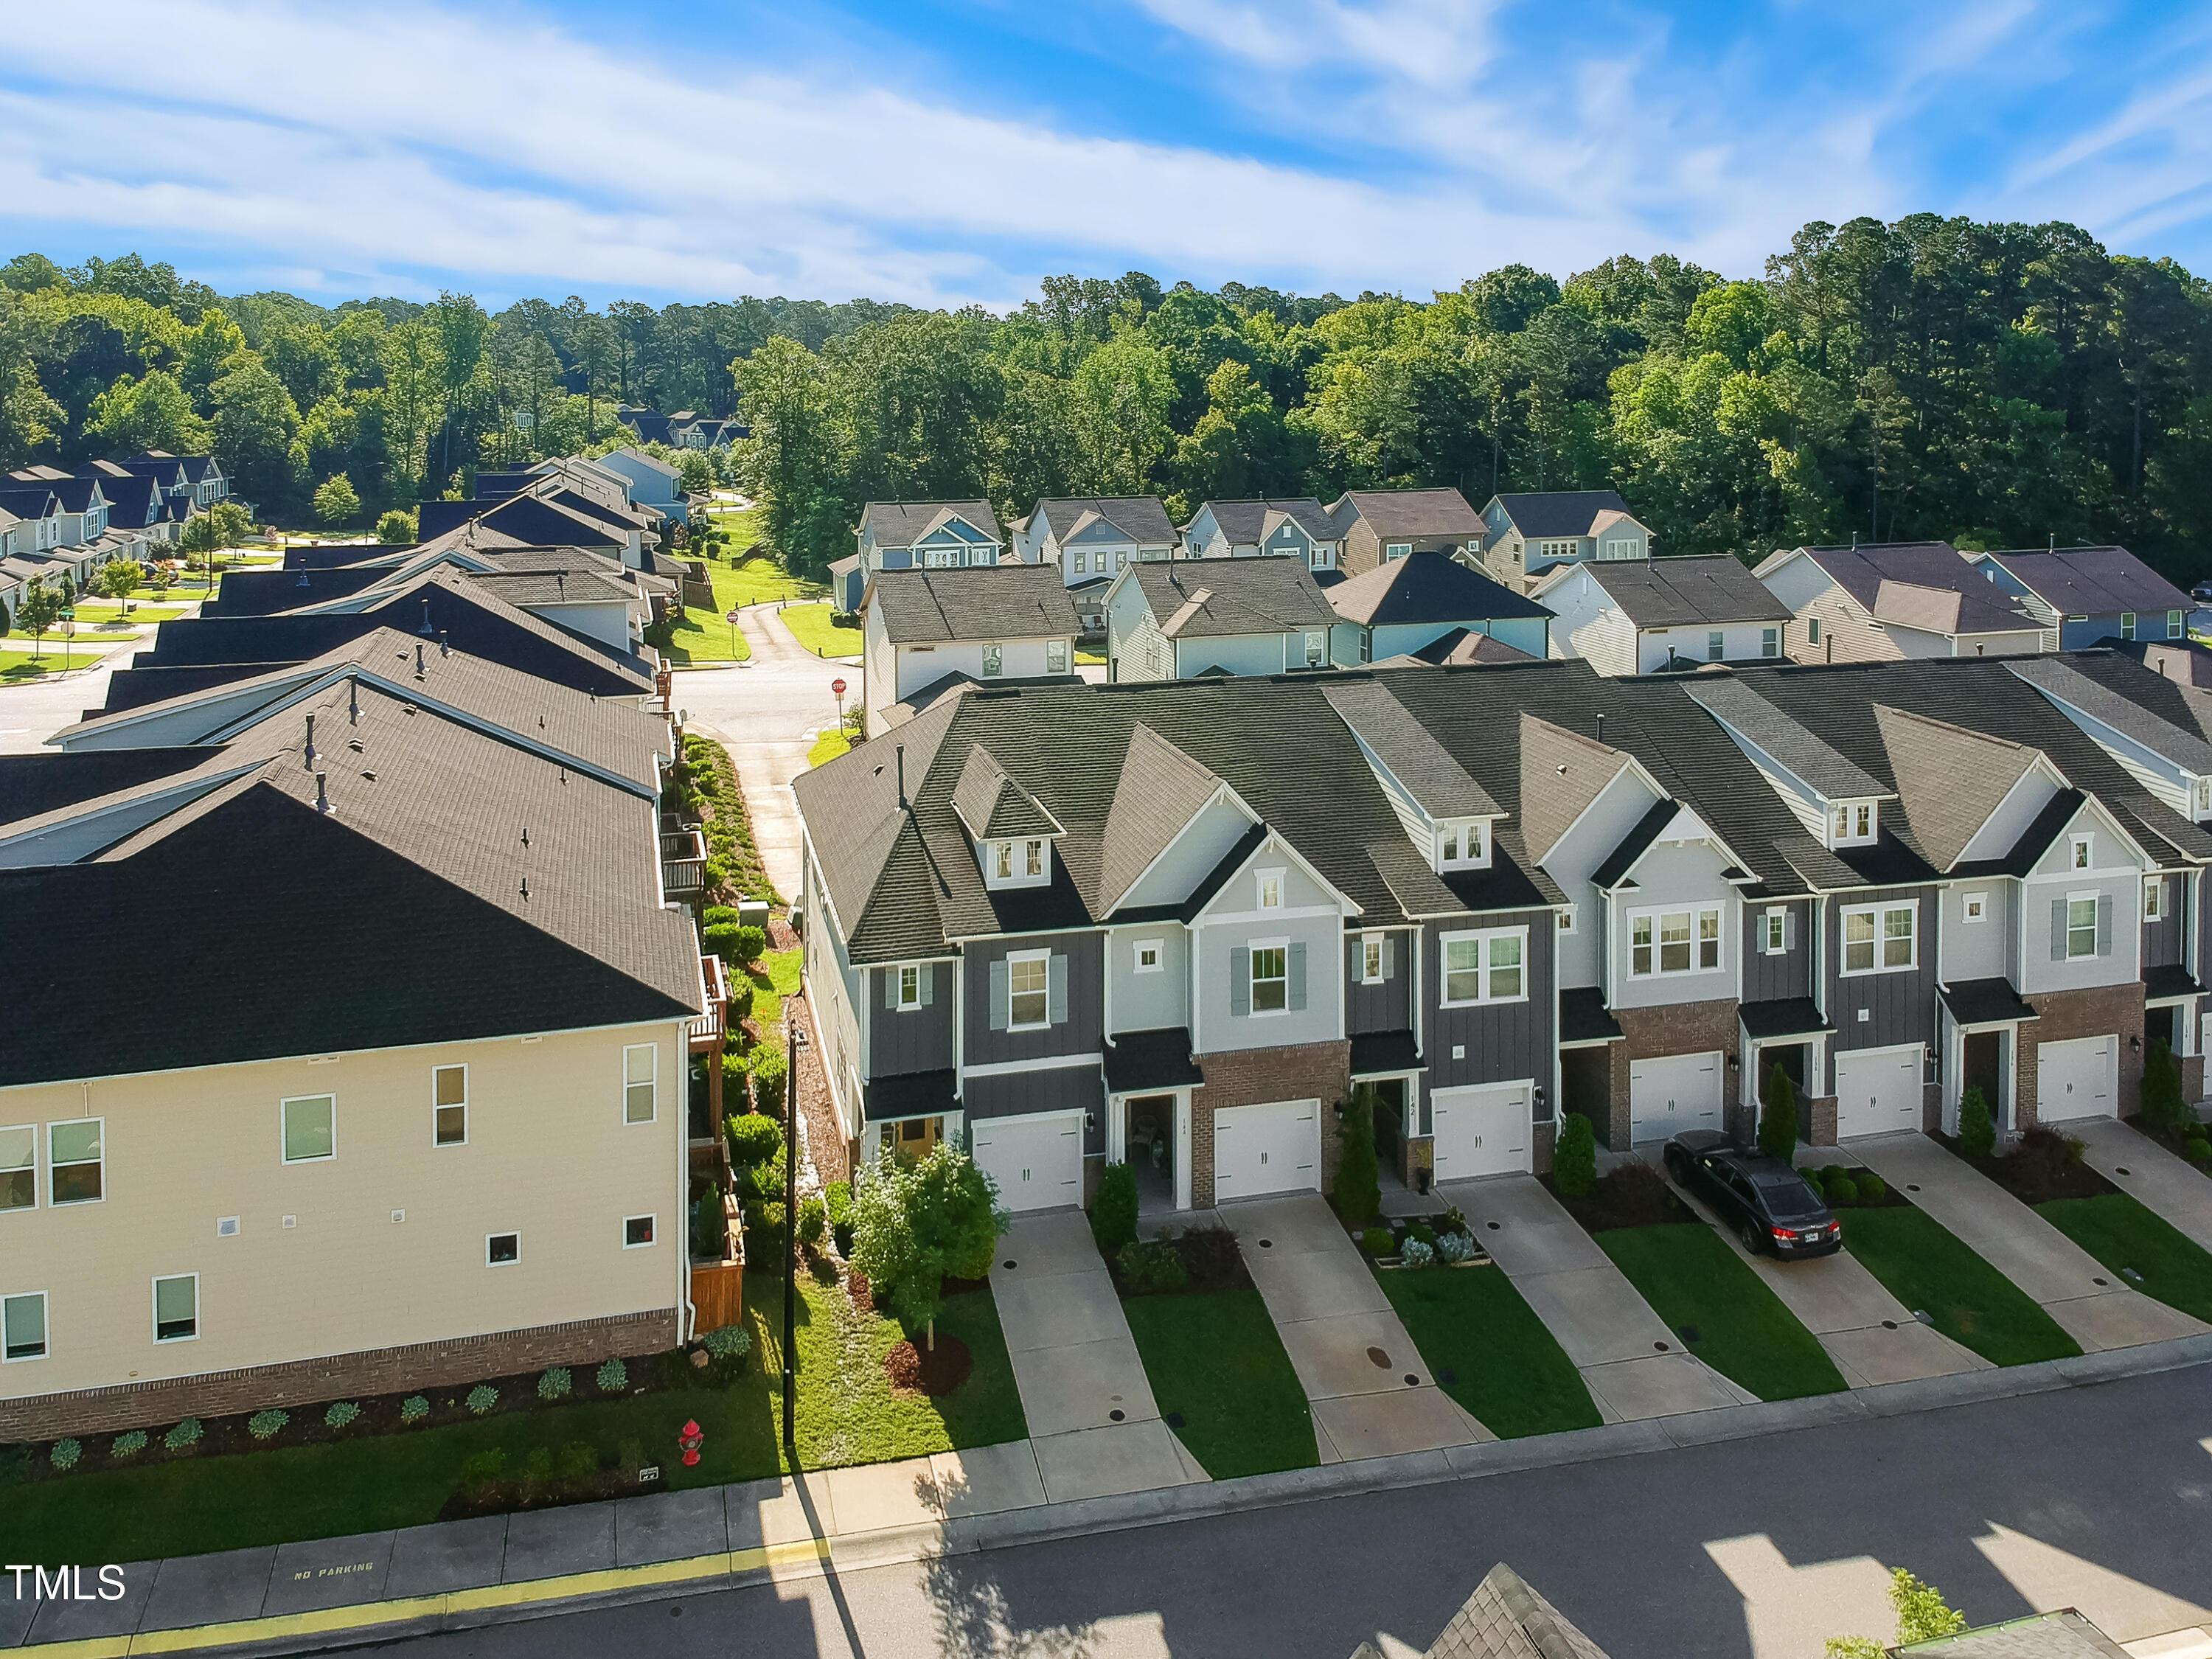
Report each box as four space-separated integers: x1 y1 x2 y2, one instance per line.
2198 779 2211 817
1707 630 1725 661
1046 639 1069 674
1133 938 1163 973
623 1044 657 1124
0 1124 32 1212
1070 552 1085 574
897 964 922 1009
624 1215 656 1248
994 841 1014 880
1963 892 1987 924
1761 627 1780 658
1557 905 1576 933
1629 908 1722 976
981 644 1003 678
1439 821 1486 869
1538 539 1579 563
153 1274 198 1342
1384 542 1412 562
2 1292 46 1362
1808 616 1822 646
1762 908 1787 953
1360 934 1385 982
282 1095 335 1164
2067 895 2099 959
1258 870 1282 909
2145 877 2165 921
1241 943 1288 1012
1144 641 1161 675
1304 630 1326 667
434 1065 467 1147
1008 952 1050 1029
2071 835 2092 871
2121 611 2137 641
1024 839 1044 878
1310 546 1334 568
2169 610 2185 640
1441 929 1527 1005
1832 802 1878 846
487 1233 521 1267
1841 902 1916 975
1601 538 1640 560
49 1119 101 1205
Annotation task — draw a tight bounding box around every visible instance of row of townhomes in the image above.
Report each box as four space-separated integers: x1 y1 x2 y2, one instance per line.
795 640 2212 1222
1 450 231 632
615 406 745 451
0 472 732 1439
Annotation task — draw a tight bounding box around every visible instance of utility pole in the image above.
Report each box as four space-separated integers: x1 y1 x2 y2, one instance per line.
782 1018 807 1461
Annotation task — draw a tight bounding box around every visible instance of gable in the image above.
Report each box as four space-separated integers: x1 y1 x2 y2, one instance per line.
1190 826 1340 922
1117 791 1256 911
1958 765 2065 865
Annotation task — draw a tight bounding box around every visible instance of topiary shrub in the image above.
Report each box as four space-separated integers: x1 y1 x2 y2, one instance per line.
728 1110 784 1166
1092 1162 1140 1254
50 1438 80 1471
797 1193 827 1250
1759 1062 1801 1162
111 1430 147 1460
1360 1225 1396 1256
703 1323 752 1360
703 922 742 962
2188 1133 2212 1166
1408 1222 1437 1248
2140 1039 2191 1132
1400 1236 1437 1268
727 978 755 1022
703 904 740 929
1826 1175 1860 1208
466 1384 498 1416
1554 1113 1597 1197
400 1395 429 1425
1798 1166 1822 1188
596 1357 628 1393
164 1418 202 1453
324 1401 361 1430
248 1409 289 1441
1334 1091 1382 1223
1857 1170 1888 1203
1958 1086 1997 1159
538 1367 571 1401
733 925 767 964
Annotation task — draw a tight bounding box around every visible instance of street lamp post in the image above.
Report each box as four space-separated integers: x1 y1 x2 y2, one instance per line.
782 1020 808 1462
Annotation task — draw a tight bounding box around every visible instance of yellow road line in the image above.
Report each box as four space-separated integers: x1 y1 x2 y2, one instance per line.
28 1539 832 1658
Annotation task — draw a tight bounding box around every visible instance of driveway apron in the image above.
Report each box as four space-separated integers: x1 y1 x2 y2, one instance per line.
1854 1133 2211 1352
1225 1194 1494 1461
1439 1175 1753 1422
990 1210 1208 1503
2065 1116 2212 1255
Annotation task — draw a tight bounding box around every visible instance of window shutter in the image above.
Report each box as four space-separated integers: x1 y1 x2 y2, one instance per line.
1347 938 1360 982
919 964 934 1007
2098 894 2113 956
1048 954 1069 1024
1381 935 1395 978
1290 942 1307 1011
1782 911 1796 952
883 969 898 1010
989 958 1009 1031
2051 899 2067 962
1230 947 1249 1016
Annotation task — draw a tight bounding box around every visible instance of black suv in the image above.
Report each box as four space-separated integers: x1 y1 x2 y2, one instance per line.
1662 1131 1841 1259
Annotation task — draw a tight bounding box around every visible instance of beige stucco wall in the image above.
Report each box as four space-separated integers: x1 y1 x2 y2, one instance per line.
1 1020 689 1403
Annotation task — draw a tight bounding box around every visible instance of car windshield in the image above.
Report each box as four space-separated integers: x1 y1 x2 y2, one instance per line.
1756 1176 1825 1217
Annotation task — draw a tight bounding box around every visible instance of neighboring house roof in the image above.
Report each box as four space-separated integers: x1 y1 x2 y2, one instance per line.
605 445 681 481
1564 555 1792 628
1124 559 1338 639
1772 541 2037 636
1326 550 1554 628
1489 490 1637 539
1193 498 1339 544
1380 1562 1615 1659
861 500 1003 546
2008 655 2212 775
829 553 862 577
1980 546 2191 618
1032 496 1175 545
869 565 1079 644
1376 629 1538 668
1332 488 1486 541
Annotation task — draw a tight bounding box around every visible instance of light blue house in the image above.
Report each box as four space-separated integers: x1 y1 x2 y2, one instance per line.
1962 545 2193 651
1324 550 1554 666
837 500 1004 612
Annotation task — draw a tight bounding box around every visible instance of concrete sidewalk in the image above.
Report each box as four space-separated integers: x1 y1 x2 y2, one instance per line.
1440 1175 1754 1422
988 1209 1207 1502
1854 1133 2211 1352
1225 1194 1492 1461
2067 1116 2212 1255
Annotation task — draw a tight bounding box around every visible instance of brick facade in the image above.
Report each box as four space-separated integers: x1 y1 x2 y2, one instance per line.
2016 983 2146 1131
1190 1040 1353 1209
1597 998 1741 1149
7 1310 681 1441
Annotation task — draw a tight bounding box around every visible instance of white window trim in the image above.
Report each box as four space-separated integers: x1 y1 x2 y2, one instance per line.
623 1043 658 1125
279 1095 336 1166
1358 932 1386 984
1830 801 1879 848
1557 906 1577 934
2143 877 2164 922
1133 937 1164 975
1439 926 1530 1007
2 1290 48 1363
1247 936 1291 1017
1438 820 1489 871
1256 868 1285 910
897 963 923 1010
433 1064 468 1148
1 1121 35 1214
486 1232 522 1267
1006 947 1052 1032
152 1273 199 1344
2070 833 2093 872
1626 905 1726 979
1961 891 1987 925
2065 889 2101 960
981 643 1004 678
623 1214 658 1249
1762 907 1787 953
46 1117 104 1209
1840 900 1919 977
1046 639 1070 674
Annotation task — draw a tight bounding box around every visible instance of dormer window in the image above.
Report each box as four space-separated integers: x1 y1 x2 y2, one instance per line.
984 838 1052 890
1438 821 1489 872
2197 779 2211 818
1025 839 1044 878
1304 630 1327 667
995 842 1013 880
1830 802 1878 848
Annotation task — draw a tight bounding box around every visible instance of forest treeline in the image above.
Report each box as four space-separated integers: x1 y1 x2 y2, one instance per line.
4 215 2210 582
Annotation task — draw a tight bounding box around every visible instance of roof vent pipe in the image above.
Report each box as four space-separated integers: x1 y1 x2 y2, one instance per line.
348 680 359 725
313 771 331 814
896 745 907 810
418 598 435 636
439 630 450 658
414 641 426 677
303 713 316 768
1594 713 1604 745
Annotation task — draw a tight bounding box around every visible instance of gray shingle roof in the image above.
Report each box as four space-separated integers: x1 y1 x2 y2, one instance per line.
1488 491 1635 539
1323 678 1500 818
869 565 1080 644
1125 559 1338 639
1778 542 2037 636
1326 551 1554 628
1194 498 1338 544
1981 546 2191 618
2008 655 2212 774
950 743 1065 841
1032 496 1175 544
1331 488 1486 540
1683 675 1891 801
1576 556 1792 627
1096 723 1227 914
860 501 1003 546
1872 703 2042 872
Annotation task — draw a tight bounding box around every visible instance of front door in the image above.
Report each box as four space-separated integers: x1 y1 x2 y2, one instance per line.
1962 1032 2002 1123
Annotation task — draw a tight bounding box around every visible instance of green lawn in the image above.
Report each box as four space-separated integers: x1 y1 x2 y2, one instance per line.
748 945 804 1000
1841 1206 2081 1366
0 645 124 679
1597 1225 1848 1401
1377 1262 1601 1438
780 602 861 658
1121 1290 1317 1477
809 728 852 768
663 558 824 665
2038 1193 2212 1324
1077 650 1106 666
72 599 191 623
0 1274 1024 1565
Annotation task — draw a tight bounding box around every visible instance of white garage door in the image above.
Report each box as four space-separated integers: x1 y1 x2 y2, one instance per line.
1213 1099 1319 1201
1628 1051 1722 1144
1430 1082 1531 1181
970 1112 1083 1211
2039 1035 2116 1121
1837 1046 1922 1138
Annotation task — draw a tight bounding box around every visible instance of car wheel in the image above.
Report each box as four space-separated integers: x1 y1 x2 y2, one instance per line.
1740 1220 1764 1256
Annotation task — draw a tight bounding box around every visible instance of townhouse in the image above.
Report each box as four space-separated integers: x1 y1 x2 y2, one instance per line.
1537 554 1794 675
1178 498 1344 572
1324 549 1554 667
1326 488 1489 577
833 501 1005 614
1476 490 1655 589
860 564 1081 735
1105 557 1342 683
1753 541 2045 662
1008 496 1177 633
1964 545 2194 652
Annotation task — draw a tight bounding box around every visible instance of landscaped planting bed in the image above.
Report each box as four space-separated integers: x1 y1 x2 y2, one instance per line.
1374 1259 1600 1438
1596 1225 1848 1401
1838 1203 2081 1367
674 731 782 907
2127 1113 2212 1175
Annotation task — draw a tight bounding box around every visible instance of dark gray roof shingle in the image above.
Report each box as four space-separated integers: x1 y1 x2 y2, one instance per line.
1125 559 1338 639
869 565 1080 644
1571 556 1792 627
1326 551 1554 628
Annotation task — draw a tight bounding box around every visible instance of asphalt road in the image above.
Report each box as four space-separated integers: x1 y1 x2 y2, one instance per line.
373 1364 2212 1659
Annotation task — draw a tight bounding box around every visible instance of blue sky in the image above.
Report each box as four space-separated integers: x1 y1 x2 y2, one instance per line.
7 0 2212 311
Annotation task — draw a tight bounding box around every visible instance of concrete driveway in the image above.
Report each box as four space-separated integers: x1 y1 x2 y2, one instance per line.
1853 1133 2211 1352
2065 1116 2212 1254
989 1209 1206 1503
1439 1175 1753 1422
1224 1194 1491 1461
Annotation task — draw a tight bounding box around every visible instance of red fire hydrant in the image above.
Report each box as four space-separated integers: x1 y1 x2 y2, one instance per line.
679 1419 704 1467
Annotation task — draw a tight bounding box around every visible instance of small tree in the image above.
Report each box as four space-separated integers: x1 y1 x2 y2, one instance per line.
849 1143 1009 1350
1759 1061 1800 1162
313 473 361 526
376 508 419 544
1554 1112 1597 1197
148 562 173 599
2140 1037 2189 1133
1826 1566 1966 1657
178 501 252 585
1092 1162 1139 1253
15 576 63 660
96 559 145 615
1958 1085 1997 1159
1333 1089 1381 1223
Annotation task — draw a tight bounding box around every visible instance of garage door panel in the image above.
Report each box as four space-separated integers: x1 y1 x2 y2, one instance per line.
1214 1100 1320 1200
2038 1035 2116 1121
1628 1051 1722 1144
972 1113 1084 1211
1432 1083 1531 1180
1837 1046 1921 1139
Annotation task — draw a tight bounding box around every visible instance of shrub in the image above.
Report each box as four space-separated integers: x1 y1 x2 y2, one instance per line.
733 925 767 964
597 1357 629 1393
824 1180 855 1253
1958 1087 1996 1159
557 1442 598 1481
694 1189 728 1260
400 1395 429 1425
459 1449 507 1492
111 1430 148 1460
324 1400 361 1430
375 507 418 544
164 1418 202 1453
1554 1113 1597 1197
538 1366 572 1400
703 922 742 961
1400 1236 1437 1268
1361 1225 1396 1256
50 1438 81 1471
745 1199 788 1253
1436 1230 1477 1265
2188 1133 2212 1166
1334 1091 1382 1223
1857 1170 1888 1203
748 1043 788 1116
1092 1162 1140 1253
797 1193 827 1249
1409 1222 1437 1248
1439 1205 1469 1234
1759 1062 1800 1162
703 904 740 928
466 1384 499 1416
1117 1237 1189 1291
1826 1175 1860 1207
703 1323 752 1360
246 1409 290 1441
2141 1039 2191 1132
523 1447 554 1486
849 1142 1011 1339
1798 1166 1822 1188
728 978 756 1021
728 1110 784 1166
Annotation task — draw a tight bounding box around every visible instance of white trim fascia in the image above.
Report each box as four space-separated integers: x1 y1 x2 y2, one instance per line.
0 763 268 865
1100 782 1253 917
959 1051 1103 1082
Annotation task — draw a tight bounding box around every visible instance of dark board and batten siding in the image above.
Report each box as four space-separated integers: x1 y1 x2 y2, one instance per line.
1824 886 1941 1057
1346 931 1413 1034
867 961 956 1079
963 931 1105 1068
2143 876 2183 970
962 1065 1107 1154
1422 909 1556 1096
1740 900 1811 1004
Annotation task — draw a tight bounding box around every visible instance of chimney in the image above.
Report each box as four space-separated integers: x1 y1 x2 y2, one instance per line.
896 745 907 809
414 641 425 677
419 598 434 636
313 771 331 814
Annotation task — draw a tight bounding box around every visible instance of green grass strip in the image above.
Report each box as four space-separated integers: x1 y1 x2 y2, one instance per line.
780 602 860 658
2037 1193 2212 1324
1840 1206 2081 1366
1121 1288 1318 1478
1376 1262 1601 1437
1596 1223 1848 1401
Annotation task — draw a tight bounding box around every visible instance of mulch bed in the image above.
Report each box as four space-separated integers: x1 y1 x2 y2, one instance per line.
885 1335 973 1397
846 1271 876 1313
1542 1163 1695 1232
1936 1127 2118 1204
1799 1163 1913 1209
1103 1224 1254 1296
2127 1115 2212 1174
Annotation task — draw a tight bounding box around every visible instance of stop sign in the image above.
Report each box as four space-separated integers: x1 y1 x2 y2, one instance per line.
832 678 847 696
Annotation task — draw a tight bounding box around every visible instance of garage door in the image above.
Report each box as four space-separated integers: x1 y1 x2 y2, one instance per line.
1213 1100 1319 1201
1430 1082 1531 1181
1836 1046 1922 1138
2039 1035 2116 1121
1628 1051 1722 1144
970 1112 1083 1211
